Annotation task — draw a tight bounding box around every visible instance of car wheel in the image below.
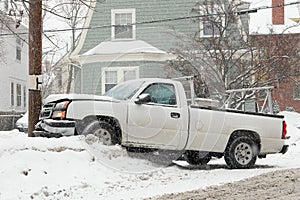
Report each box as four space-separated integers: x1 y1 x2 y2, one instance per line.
82 120 119 145
186 151 211 165
225 136 259 169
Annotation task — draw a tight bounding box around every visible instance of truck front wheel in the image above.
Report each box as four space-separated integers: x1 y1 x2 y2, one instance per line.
82 120 119 145
225 136 258 169
186 151 211 165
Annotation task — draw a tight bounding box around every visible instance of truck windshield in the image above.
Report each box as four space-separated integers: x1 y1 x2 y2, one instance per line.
104 80 145 100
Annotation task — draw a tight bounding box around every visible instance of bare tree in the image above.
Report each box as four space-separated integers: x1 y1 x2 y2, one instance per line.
250 33 300 86
168 0 300 106
39 0 91 96
43 0 89 94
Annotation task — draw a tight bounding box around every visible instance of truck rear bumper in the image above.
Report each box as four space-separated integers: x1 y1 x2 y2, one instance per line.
34 119 76 138
279 145 289 154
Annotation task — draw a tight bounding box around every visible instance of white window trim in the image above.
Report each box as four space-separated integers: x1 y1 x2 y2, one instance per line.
11 82 14 107
199 4 225 38
16 83 22 107
23 85 27 108
16 38 22 62
101 66 139 94
111 8 136 40
10 80 27 109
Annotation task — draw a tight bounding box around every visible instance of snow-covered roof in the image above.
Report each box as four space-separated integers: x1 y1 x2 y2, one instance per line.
246 0 300 34
82 40 167 56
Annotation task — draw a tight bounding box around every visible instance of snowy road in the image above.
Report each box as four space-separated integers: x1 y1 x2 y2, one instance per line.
151 168 300 200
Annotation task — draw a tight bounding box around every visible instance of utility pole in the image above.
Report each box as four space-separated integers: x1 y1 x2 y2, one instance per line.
28 0 42 137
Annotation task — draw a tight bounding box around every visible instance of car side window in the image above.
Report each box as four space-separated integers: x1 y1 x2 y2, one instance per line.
141 83 177 105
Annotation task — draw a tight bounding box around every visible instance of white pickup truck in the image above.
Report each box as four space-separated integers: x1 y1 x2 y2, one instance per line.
34 78 288 169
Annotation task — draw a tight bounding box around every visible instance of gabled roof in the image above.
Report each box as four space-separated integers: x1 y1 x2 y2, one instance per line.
82 40 167 56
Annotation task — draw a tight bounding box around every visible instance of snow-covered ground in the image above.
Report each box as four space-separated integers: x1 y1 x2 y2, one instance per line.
0 111 299 200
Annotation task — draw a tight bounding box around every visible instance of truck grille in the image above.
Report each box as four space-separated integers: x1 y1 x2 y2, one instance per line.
39 103 55 119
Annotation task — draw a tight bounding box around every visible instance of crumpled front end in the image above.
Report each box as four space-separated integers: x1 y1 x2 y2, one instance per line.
33 99 76 138
34 119 76 138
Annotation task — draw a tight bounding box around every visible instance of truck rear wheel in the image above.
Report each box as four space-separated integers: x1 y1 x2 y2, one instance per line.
82 120 119 145
186 151 211 165
225 136 258 169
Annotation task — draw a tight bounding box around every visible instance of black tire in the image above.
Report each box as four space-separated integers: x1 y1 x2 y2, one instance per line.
186 151 211 165
224 136 259 169
82 120 120 145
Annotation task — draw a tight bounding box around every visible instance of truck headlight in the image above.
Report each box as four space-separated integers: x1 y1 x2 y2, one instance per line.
51 101 70 119
54 101 70 110
52 111 67 119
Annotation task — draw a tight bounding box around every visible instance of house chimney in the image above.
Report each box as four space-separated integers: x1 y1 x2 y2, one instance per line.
272 0 285 25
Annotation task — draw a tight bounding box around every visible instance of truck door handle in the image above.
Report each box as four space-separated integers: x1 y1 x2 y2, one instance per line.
170 112 180 119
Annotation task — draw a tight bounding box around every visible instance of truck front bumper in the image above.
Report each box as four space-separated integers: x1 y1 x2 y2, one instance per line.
33 119 76 138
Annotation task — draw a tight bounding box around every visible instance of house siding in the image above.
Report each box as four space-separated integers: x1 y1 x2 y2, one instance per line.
0 19 28 130
0 24 28 113
74 0 250 96
273 80 300 112
76 61 167 94
80 0 201 54
79 0 249 54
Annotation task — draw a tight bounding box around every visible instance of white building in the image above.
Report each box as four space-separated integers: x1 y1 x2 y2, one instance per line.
0 2 28 114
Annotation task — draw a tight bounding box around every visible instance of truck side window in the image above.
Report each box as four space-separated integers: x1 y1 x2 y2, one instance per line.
141 83 177 105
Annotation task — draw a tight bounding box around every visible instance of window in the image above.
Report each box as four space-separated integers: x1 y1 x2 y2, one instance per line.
11 82 14 106
16 38 22 61
105 71 118 92
102 66 139 93
200 4 223 37
17 84 22 107
111 9 136 40
293 85 300 100
123 70 136 81
23 86 26 108
141 83 177 105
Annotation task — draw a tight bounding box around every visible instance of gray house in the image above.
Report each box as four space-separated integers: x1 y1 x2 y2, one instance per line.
70 0 249 95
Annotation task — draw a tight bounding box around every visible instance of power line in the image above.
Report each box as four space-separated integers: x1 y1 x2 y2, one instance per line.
237 0 300 15
0 1 299 37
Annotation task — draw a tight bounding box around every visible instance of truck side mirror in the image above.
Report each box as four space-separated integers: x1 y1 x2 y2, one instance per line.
135 94 151 104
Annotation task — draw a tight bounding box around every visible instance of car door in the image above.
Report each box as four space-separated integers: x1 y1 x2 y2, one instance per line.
126 82 188 149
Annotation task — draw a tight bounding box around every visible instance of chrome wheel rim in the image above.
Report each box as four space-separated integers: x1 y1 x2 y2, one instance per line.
234 142 253 165
94 128 112 145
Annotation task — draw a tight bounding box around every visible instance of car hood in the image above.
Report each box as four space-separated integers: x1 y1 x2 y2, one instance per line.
44 94 117 104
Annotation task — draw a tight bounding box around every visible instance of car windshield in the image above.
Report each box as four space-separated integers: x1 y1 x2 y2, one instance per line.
104 80 145 100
